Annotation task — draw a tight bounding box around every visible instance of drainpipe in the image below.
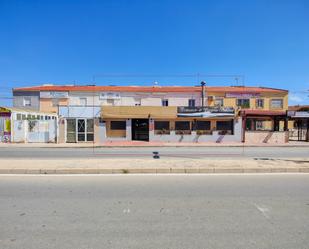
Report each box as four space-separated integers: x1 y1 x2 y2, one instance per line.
201 81 206 108
241 111 246 143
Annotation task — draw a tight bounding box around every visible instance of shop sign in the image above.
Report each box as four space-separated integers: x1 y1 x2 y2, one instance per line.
225 93 260 98
40 91 69 98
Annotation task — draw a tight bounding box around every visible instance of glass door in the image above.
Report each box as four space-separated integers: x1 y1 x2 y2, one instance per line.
77 119 86 142
66 119 76 143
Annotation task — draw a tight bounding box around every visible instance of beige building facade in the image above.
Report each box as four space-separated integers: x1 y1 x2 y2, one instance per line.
12 84 290 144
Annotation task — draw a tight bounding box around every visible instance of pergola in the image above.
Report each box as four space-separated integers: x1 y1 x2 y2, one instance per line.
240 110 288 143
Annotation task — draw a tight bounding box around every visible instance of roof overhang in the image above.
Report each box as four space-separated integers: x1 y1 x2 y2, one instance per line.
240 110 286 117
101 106 177 119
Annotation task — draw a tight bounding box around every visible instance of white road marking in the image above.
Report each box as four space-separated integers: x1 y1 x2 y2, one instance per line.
0 173 306 177
123 208 130 213
253 203 271 220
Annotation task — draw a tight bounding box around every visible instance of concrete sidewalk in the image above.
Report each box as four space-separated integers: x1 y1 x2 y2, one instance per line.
0 158 309 174
0 141 309 148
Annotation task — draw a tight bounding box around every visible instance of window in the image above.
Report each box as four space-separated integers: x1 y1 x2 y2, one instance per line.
256 99 264 108
256 120 264 130
175 121 191 134
154 121 170 130
107 99 115 106
80 98 87 106
237 99 250 108
214 98 224 107
16 114 22 120
111 121 126 130
154 121 170 134
216 120 233 135
52 98 59 107
22 114 26 120
195 121 211 130
188 99 195 107
271 99 283 109
134 98 141 106
23 97 31 107
86 119 94 141
162 99 168 106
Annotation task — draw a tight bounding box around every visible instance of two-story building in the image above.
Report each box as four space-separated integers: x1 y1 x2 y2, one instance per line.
12 84 289 144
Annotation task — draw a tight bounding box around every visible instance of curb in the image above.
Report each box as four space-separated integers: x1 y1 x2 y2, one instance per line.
0 167 309 174
1 144 309 149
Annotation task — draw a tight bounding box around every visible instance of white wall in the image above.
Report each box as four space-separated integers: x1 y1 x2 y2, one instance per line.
67 91 202 107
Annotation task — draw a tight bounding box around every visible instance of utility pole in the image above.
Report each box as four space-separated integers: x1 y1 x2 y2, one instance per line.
201 81 206 108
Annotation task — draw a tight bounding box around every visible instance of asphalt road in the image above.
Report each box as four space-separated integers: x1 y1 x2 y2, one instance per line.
0 146 308 159
0 174 308 249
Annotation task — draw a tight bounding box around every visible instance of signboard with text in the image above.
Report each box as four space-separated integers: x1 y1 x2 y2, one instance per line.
225 93 260 98
40 91 69 99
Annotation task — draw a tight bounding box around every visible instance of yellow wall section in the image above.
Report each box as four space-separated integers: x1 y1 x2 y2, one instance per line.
40 99 68 113
207 91 288 111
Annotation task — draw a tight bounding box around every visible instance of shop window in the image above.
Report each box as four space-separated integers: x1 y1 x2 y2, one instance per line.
256 120 264 130
195 121 211 130
271 99 283 109
154 121 170 135
188 99 195 107
195 121 212 135
111 121 126 130
162 99 169 106
175 121 191 135
256 99 264 108
216 120 233 135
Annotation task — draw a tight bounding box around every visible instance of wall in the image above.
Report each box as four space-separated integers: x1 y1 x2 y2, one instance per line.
58 118 66 143
59 106 101 118
12 120 57 143
67 91 202 107
13 91 40 111
245 131 288 144
207 91 288 111
40 98 68 113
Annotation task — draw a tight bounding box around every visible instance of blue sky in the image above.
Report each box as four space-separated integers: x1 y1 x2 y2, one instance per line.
0 0 308 106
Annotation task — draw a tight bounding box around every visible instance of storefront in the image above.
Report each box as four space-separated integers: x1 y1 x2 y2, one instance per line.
288 106 309 142
100 106 241 143
240 110 288 143
58 106 101 143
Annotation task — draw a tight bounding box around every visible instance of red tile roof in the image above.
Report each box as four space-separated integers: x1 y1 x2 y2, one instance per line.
13 85 288 93
288 105 309 111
